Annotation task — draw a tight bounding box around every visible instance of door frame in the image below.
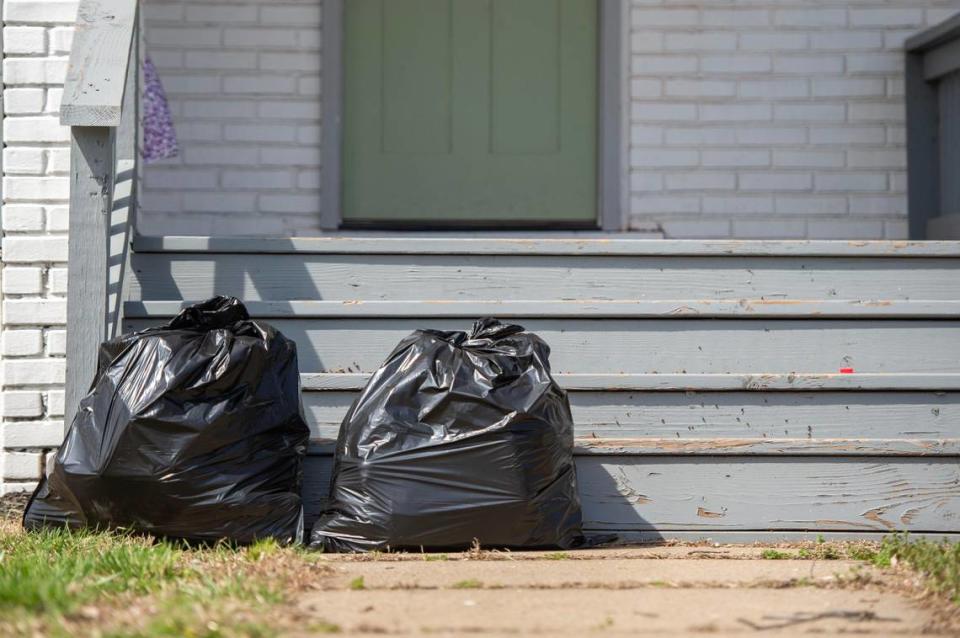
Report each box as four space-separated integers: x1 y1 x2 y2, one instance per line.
320 0 626 231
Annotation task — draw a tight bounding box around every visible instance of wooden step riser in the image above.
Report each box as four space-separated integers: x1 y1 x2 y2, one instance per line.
124 317 960 376
300 456 960 534
129 253 960 303
303 390 960 456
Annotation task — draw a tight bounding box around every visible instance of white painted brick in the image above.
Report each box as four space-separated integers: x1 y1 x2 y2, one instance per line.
224 124 298 143
846 53 903 74
807 219 885 239
2 393 43 418
45 87 63 112
2 267 44 294
3 88 45 113
630 125 664 145
775 197 847 216
4 117 69 142
144 2 183 20
739 172 813 191
631 55 698 74
664 79 735 98
296 170 322 190
2 330 44 356
774 9 846 28
260 52 322 73
147 27 220 47
47 268 67 294
183 100 258 119
810 126 886 145
815 173 888 192
773 150 845 168
222 170 295 190
813 78 886 98
850 9 924 28
849 102 905 122
2 176 69 201
223 28 303 48
3 299 67 325
847 149 907 169
660 220 731 239
258 101 324 120
45 207 69 232
45 148 70 174
811 32 883 51
3 1 78 24
185 4 259 24
4 422 65 448
630 148 699 168
144 169 219 190
665 128 735 146
700 103 772 122
849 195 907 216
46 330 66 356
184 146 259 166
184 50 258 70
739 32 808 51
3 359 66 386
183 192 257 213
665 172 736 191
629 31 663 53
3 452 43 481
773 55 844 74
885 219 909 239
701 55 771 74
702 10 769 27
1 236 68 262
1 205 44 231
222 75 297 94
736 128 807 146
631 103 697 121
664 32 737 52
260 147 322 166
630 78 662 98
47 391 65 417
703 196 774 215
774 103 845 122
2 57 68 84
298 76 321 96
161 74 218 95
732 220 807 239
631 8 698 27
630 195 701 214
48 26 73 54
701 150 770 168
629 172 663 192
260 193 322 214
3 26 45 53
3 147 44 174
259 5 322 25
739 79 809 99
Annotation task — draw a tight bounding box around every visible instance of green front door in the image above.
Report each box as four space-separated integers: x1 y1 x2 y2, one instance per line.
342 0 598 226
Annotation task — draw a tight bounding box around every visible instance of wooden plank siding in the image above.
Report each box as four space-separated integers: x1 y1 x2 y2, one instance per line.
127 237 960 539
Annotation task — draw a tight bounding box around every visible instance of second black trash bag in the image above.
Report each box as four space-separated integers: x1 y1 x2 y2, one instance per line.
310 318 583 552
23 296 310 544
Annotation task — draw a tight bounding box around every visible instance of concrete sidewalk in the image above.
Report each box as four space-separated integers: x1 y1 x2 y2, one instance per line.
293 547 949 636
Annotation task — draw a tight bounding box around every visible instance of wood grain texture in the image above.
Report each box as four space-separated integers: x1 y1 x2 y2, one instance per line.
301 390 960 455
300 455 960 532
66 127 114 426
122 318 960 375
298 372 960 391
61 0 138 127
128 253 960 302
131 235 960 257
125 299 960 319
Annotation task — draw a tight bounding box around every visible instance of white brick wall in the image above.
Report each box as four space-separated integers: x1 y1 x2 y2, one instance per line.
137 0 325 236
627 0 959 238
2 0 74 493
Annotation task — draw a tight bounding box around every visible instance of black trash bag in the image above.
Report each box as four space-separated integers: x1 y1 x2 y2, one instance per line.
310 318 583 552
23 296 310 544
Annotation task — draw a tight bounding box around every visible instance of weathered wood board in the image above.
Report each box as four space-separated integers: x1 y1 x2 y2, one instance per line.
302 390 960 455
300 455 960 533
123 318 960 375
129 253 960 302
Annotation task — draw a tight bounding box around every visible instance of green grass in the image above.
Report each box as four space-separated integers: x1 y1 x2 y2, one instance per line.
760 549 794 560
544 552 570 560
348 576 365 590
872 534 960 603
450 579 482 589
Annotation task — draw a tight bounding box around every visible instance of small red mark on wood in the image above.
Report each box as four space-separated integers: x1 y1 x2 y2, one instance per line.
839 367 854 374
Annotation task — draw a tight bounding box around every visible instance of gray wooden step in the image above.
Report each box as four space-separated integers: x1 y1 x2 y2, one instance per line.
124 236 960 539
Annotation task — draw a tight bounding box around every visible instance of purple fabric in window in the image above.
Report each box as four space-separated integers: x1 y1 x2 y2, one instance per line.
142 56 179 163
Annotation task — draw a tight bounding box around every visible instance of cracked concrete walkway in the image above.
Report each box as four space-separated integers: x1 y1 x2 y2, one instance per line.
292 547 945 636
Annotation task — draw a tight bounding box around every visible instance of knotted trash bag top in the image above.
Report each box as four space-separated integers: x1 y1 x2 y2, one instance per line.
23 296 310 544
310 318 584 552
